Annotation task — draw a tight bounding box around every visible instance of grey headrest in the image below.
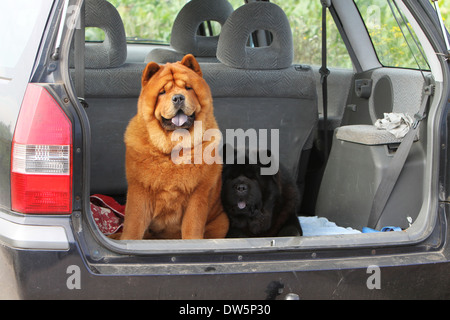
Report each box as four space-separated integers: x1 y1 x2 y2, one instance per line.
170 0 234 57
216 2 293 70
84 0 127 68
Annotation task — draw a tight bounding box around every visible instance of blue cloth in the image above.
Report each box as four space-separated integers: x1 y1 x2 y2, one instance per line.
362 226 402 233
299 216 361 236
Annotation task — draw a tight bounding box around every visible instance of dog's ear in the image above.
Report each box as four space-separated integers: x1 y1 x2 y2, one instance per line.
142 62 161 87
180 54 202 77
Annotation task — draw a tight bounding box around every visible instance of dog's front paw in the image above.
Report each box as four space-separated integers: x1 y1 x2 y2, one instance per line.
248 209 272 235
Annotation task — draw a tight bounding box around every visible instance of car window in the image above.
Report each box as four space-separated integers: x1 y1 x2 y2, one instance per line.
273 1 352 69
87 0 352 69
87 0 245 43
354 0 431 70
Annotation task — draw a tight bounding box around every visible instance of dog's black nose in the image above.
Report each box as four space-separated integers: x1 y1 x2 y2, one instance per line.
235 183 248 194
172 94 185 106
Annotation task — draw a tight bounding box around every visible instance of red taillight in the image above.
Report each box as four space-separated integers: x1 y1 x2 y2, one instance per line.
11 84 73 214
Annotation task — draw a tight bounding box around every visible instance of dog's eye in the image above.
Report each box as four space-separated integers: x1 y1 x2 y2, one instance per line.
185 85 192 90
159 89 166 95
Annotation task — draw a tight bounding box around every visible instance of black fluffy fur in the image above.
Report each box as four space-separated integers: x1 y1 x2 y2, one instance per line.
221 147 302 238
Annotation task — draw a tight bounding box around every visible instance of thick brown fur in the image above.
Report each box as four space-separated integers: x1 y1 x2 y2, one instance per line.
120 54 229 240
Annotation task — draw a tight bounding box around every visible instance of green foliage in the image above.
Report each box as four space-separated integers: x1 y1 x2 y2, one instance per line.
106 0 243 42
278 1 351 68
355 0 430 69
87 0 450 70
112 0 186 42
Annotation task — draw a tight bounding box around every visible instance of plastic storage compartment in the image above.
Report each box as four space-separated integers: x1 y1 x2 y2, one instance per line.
315 132 425 230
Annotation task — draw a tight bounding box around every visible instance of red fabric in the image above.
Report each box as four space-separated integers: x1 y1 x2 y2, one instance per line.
90 194 125 235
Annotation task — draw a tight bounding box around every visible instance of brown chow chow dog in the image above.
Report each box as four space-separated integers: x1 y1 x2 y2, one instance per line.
120 54 229 240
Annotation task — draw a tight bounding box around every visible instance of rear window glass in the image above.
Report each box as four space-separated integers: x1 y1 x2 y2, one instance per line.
91 0 352 69
87 0 244 43
354 0 431 70
273 1 352 68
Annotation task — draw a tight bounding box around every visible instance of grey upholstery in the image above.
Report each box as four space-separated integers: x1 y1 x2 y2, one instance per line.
146 0 234 63
70 0 145 195
82 63 143 97
70 0 127 68
315 133 425 229
336 69 426 145
201 2 317 179
203 63 316 99
78 0 317 198
335 125 406 145
216 2 293 70
146 49 212 64
85 0 127 68
316 68 427 229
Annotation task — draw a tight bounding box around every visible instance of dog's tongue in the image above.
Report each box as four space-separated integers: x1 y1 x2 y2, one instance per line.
172 111 188 127
238 201 246 209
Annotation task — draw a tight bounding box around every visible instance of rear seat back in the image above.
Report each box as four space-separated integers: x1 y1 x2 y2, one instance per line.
71 0 145 196
77 0 317 199
201 2 318 179
73 0 127 69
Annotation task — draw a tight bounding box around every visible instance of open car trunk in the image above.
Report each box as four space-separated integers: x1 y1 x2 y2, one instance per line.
64 0 449 260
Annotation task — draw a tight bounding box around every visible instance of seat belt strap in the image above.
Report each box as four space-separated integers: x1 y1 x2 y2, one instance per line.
320 1 331 160
367 84 433 229
74 1 85 101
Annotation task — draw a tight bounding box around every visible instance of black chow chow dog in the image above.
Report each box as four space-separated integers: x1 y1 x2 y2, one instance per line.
221 147 302 238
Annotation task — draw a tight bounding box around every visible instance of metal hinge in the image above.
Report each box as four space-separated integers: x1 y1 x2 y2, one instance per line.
436 52 450 61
